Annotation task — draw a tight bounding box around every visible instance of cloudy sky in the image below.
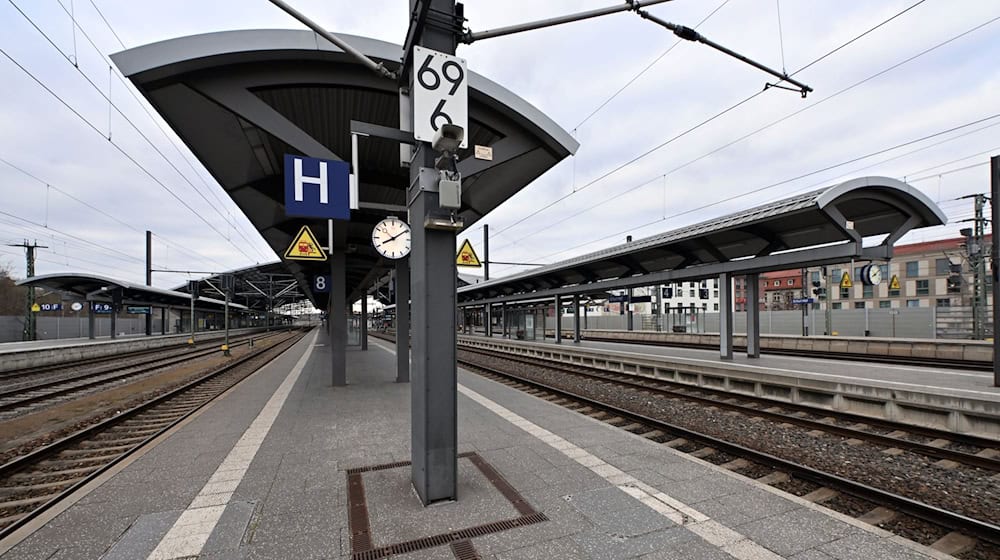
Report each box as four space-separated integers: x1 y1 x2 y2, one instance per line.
0 0 997 289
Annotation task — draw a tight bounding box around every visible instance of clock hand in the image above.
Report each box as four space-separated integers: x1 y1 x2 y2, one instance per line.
385 230 407 242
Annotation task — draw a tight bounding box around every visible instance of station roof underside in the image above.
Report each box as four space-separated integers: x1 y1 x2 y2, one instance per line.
17 274 248 311
172 261 305 312
457 177 947 306
112 29 577 311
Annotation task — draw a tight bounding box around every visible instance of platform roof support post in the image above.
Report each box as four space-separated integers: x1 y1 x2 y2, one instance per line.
88 301 96 339
584 301 589 330
627 288 634 331
573 294 580 343
145 230 153 336
330 220 347 386
554 295 562 343
719 273 733 360
746 274 760 358
485 304 492 337
991 155 999 387
408 0 459 506
396 259 410 383
361 293 368 350
502 302 507 337
160 307 166 335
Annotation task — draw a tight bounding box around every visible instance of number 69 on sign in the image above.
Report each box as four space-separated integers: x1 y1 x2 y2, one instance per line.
412 45 468 149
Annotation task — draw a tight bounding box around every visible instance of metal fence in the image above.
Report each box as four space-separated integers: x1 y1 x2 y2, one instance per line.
547 307 938 338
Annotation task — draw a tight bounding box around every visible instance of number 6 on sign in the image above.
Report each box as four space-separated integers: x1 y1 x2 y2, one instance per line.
412 45 468 149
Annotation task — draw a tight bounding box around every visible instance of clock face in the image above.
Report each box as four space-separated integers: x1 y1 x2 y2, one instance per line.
866 264 882 286
372 217 411 259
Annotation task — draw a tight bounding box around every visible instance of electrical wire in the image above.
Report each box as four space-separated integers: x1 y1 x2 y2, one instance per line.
7 0 269 261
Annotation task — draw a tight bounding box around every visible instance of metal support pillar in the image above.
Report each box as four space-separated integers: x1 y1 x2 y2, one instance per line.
573 294 581 343
746 273 760 358
407 0 460 504
361 293 368 350
502 302 508 337
719 273 733 360
330 220 347 386
145 230 153 336
485 304 493 337
554 296 562 343
626 288 634 331
991 155 999 387
584 302 588 330
110 289 121 340
88 301 96 339
396 259 410 382
655 284 662 331
160 307 166 335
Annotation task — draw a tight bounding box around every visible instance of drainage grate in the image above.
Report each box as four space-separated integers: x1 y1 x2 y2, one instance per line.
348 452 547 560
450 539 481 560
347 473 373 553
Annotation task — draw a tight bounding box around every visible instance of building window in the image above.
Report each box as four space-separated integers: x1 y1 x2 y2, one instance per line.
702 303 707 309
713 303 719 311
863 284 873 298
935 258 950 275
840 287 850 299
906 299 920 308
905 261 919 277
713 279 718 288
689 290 695 298
879 264 889 279
714 290 719 298
832 302 842 310
854 301 866 309
936 298 951 308
810 271 820 284
787 279 794 286
916 279 929 296
879 300 891 308
773 280 780 287
831 268 841 282
854 266 864 280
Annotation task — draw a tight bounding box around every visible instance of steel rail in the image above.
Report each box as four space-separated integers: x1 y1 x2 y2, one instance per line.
460 358 1000 545
0 330 305 541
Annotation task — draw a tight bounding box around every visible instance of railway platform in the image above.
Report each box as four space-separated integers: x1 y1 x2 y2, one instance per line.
0 329 949 559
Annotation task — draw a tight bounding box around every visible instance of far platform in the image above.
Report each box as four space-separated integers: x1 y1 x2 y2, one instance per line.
1 328 950 559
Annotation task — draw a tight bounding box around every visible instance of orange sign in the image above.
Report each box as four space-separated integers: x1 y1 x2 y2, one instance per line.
284 226 327 261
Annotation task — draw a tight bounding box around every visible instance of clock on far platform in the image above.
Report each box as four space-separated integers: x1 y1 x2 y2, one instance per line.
862 263 882 286
372 216 411 259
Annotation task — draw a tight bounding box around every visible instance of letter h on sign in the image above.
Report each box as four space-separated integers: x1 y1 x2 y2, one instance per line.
283 154 351 219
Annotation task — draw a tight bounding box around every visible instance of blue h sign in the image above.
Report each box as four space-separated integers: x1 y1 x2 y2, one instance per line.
283 154 350 219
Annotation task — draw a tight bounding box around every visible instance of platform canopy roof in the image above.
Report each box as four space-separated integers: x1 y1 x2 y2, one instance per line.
457 176 947 306
172 261 305 313
111 29 578 311
17 273 248 311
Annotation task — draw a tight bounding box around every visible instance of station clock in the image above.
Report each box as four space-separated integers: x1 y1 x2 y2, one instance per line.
371 216 411 260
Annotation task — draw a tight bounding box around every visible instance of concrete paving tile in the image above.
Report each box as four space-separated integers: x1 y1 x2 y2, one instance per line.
570 526 694 560
639 535 738 559
244 531 339 560
737 508 855 557
590 503 676 537
658 474 752 505
694 488 801 527
202 501 256 554
787 550 838 560
817 532 931 559
496 535 588 559
567 486 649 515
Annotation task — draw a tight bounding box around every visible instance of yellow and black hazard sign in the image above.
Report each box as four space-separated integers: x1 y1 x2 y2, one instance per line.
284 225 327 261
889 274 901 290
839 271 853 289
456 239 481 267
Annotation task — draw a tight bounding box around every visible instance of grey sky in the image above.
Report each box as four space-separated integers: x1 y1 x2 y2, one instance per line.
0 1 997 288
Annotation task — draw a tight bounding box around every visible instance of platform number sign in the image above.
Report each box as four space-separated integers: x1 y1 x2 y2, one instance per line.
314 275 331 294
412 45 468 149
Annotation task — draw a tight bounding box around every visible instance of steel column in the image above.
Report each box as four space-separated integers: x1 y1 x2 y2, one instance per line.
627 288 633 331
573 294 580 343
407 0 460 505
396 259 410 382
746 274 760 358
88 301 95 339
361 294 368 350
145 230 152 336
719 273 733 360
502 302 508 337
330 220 347 386
554 295 562 343
991 155 999 387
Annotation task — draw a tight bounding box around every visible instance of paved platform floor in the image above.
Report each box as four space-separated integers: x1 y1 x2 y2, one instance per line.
0 328 950 559
476 334 999 401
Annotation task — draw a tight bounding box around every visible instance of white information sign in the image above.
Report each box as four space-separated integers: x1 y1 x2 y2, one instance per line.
412 45 468 149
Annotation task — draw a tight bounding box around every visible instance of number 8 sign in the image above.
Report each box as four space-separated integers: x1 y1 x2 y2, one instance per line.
412 45 468 149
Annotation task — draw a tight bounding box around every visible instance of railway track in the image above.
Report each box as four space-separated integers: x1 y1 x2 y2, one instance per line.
0 331 289 419
0 328 306 540
455 346 1000 559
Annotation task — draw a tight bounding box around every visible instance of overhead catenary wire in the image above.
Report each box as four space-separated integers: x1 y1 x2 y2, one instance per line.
8 0 270 262
487 0 936 241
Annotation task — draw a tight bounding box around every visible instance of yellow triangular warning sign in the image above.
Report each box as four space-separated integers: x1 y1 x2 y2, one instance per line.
889 274 900 290
284 226 327 261
840 271 853 289
456 239 481 267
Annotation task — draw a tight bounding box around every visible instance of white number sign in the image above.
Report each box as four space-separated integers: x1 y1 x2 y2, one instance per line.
412 45 468 149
